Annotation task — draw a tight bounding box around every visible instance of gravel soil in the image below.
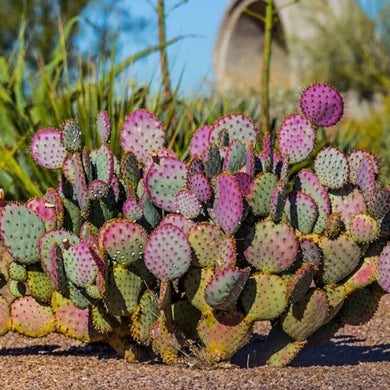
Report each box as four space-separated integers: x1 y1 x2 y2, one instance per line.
0 295 389 390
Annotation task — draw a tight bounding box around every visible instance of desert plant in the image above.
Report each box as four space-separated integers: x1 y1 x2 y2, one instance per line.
0 84 389 367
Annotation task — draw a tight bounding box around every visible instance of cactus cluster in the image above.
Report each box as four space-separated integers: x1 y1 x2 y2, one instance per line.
1 84 390 367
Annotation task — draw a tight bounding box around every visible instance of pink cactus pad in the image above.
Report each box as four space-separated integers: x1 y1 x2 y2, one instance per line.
145 156 187 212
187 172 212 203
278 114 315 164
348 150 379 183
330 188 366 225
234 173 253 197
30 128 67 169
175 190 202 219
88 180 109 200
377 244 390 293
300 84 344 127
215 235 237 273
210 114 257 146
144 223 191 280
213 173 243 235
348 214 379 244
159 214 195 235
355 157 376 202
123 198 143 221
27 198 57 231
121 109 165 163
345 256 377 291
190 126 212 158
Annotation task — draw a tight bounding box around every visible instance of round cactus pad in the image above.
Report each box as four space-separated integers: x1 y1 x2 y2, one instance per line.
120 109 165 163
244 220 298 273
175 190 202 219
159 214 195 235
122 198 143 221
190 125 212 158
99 219 148 266
348 214 379 243
30 128 67 169
61 119 82 153
247 172 278 217
88 180 109 200
145 156 187 212
187 172 212 203
144 223 191 280
278 114 315 164
300 84 343 127
27 270 54 303
330 188 366 225
0 203 46 264
314 147 348 189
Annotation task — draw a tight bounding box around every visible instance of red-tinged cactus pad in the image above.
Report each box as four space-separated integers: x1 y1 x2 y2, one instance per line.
296 170 331 234
299 238 322 266
190 126 212 158
11 296 55 337
222 140 247 173
97 110 111 143
131 291 159 345
187 172 212 203
197 310 252 363
204 267 250 310
287 263 317 303
27 269 54 303
355 157 376 202
175 190 202 219
319 234 361 285
88 180 109 200
330 188 366 225
144 224 191 280
348 214 379 243
61 119 82 152
348 150 379 183
121 109 165 163
145 156 187 212
281 288 329 341
300 84 344 127
213 173 243 234
159 214 195 235
188 223 225 267
99 219 148 266
215 236 236 273
104 266 142 316
74 154 89 213
234 173 253 197
344 256 377 291
183 267 214 312
27 198 57 231
285 192 318 235
247 172 278 217
0 297 10 336
0 203 46 265
314 147 349 189
122 198 143 222
44 189 63 228
377 243 390 293
210 114 257 146
62 242 99 288
244 220 298 273
240 273 288 321
121 151 140 189
278 114 315 164
30 128 67 169
62 154 78 185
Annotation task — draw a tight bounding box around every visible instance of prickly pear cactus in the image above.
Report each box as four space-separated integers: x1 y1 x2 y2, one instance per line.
0 84 390 368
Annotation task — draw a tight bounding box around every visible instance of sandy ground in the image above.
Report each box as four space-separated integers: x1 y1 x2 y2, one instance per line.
0 295 389 390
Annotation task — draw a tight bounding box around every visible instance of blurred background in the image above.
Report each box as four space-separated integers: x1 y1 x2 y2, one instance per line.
1 0 390 199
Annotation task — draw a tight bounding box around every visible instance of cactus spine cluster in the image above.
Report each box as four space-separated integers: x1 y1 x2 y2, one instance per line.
0 84 390 367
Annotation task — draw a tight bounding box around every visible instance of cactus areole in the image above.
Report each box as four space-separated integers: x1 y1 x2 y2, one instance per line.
0 84 390 367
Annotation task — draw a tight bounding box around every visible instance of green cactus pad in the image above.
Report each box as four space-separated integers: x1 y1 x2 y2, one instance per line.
121 151 140 189
27 269 54 303
9 261 27 282
74 154 89 213
376 244 390 293
131 291 159 345
348 213 379 243
314 147 348 189
121 109 165 163
325 284 347 308
145 156 187 212
295 170 330 234
30 128 68 169
368 189 390 220
244 219 298 273
240 273 288 321
11 296 55 337
197 310 252 363
204 144 222 178
69 282 93 309
213 173 243 235
278 114 315 164
62 198 83 234
183 267 214 312
281 288 329 341
344 256 377 292
246 172 278 217
61 119 82 152
104 265 142 316
99 219 148 266
287 263 317 303
285 192 318 235
0 296 10 336
319 234 361 284
91 303 120 334
172 300 201 339
222 140 247 173
215 235 236 273
204 267 250 310
144 223 191 280
9 280 26 298
188 222 224 267
0 203 46 265
175 190 202 219
89 144 114 184
97 110 111 143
